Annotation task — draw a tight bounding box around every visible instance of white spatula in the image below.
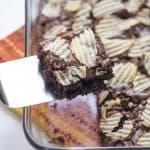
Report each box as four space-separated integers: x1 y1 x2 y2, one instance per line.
0 55 55 108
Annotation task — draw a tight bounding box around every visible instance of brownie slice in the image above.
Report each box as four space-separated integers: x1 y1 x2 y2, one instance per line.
38 28 112 98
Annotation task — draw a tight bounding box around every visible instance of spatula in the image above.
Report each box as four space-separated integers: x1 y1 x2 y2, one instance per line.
0 55 55 108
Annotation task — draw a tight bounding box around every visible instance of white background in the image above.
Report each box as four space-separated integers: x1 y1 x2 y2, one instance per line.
0 0 34 149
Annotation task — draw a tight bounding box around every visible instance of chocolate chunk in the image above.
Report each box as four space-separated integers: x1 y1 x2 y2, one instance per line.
114 9 134 19
123 24 150 38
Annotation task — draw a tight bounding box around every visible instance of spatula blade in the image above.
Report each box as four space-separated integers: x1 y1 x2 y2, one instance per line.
0 56 55 108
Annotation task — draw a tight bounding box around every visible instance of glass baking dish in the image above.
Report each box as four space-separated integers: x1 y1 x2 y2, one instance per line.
23 0 150 149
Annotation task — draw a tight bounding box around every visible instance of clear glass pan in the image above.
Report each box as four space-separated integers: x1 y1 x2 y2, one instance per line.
23 0 150 149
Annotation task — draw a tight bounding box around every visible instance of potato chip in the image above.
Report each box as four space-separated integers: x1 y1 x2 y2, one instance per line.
107 120 133 140
51 0 64 5
133 73 150 93
101 98 121 119
43 37 70 60
140 98 150 128
93 0 124 19
144 53 150 75
71 28 98 67
136 8 150 26
136 132 150 146
42 0 61 18
44 25 67 39
73 3 92 29
110 62 137 84
98 90 110 105
102 39 133 57
95 15 122 39
124 0 145 13
128 36 150 58
54 66 86 86
65 0 81 12
100 112 123 133
118 18 139 31
101 111 133 140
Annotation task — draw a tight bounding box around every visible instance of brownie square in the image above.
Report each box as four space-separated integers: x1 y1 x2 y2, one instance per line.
38 28 112 98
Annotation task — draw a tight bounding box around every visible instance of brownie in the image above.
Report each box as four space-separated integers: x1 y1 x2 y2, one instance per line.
98 86 150 147
38 28 113 98
36 0 93 41
34 0 150 147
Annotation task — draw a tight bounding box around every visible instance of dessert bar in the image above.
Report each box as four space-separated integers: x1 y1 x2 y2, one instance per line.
38 28 112 98
32 0 150 147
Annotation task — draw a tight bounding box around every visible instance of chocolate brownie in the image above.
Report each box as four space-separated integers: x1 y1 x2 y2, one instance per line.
98 86 150 146
38 28 112 98
34 0 150 147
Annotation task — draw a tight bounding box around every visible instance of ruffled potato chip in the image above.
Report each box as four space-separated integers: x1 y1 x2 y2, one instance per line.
144 53 150 75
136 132 150 146
44 25 67 39
107 120 133 140
72 3 92 29
100 112 123 134
133 73 150 93
124 0 145 14
140 98 150 128
95 15 122 39
102 38 133 57
110 62 137 84
93 0 124 19
71 28 98 67
128 36 150 58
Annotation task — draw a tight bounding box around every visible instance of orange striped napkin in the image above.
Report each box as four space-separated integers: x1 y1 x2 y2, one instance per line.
0 26 25 116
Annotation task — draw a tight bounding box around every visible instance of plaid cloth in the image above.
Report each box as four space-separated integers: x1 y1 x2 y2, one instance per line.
0 27 24 62
0 27 25 116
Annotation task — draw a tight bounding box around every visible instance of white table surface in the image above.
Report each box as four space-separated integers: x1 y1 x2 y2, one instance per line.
0 0 34 149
